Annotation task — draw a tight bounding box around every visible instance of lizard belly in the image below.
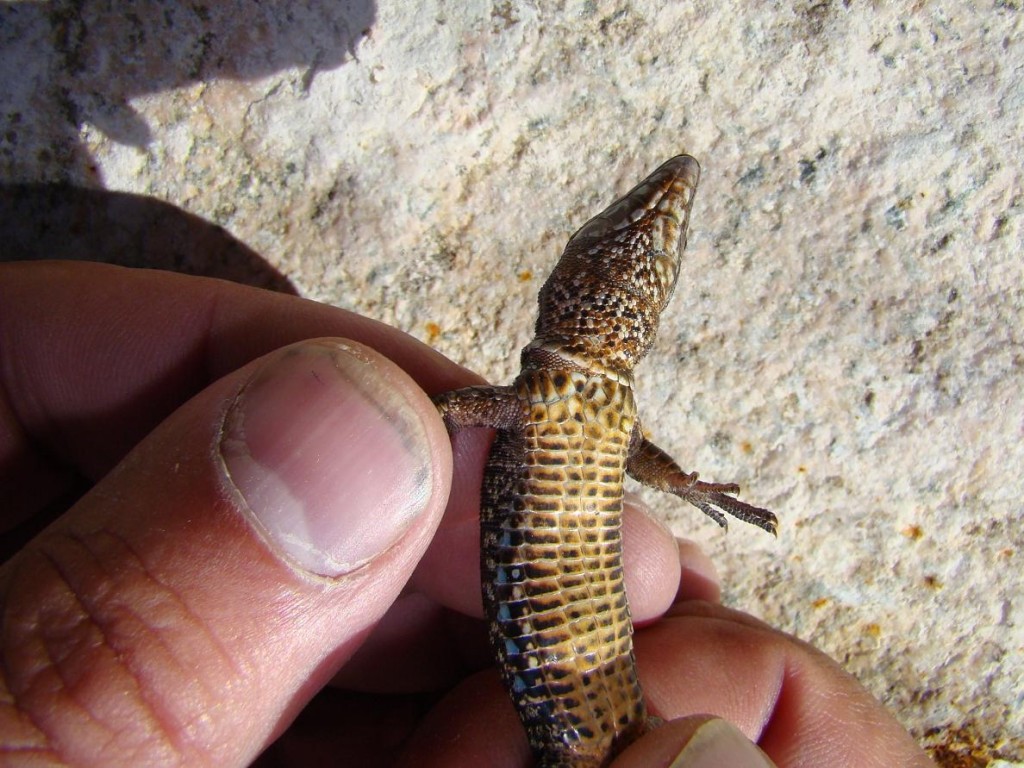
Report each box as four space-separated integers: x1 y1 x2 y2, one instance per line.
480 369 646 766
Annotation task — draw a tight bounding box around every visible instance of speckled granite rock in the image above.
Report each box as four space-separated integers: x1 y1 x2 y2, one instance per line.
2 2 1021 763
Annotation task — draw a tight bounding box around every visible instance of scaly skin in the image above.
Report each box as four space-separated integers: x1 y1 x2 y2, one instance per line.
434 155 778 767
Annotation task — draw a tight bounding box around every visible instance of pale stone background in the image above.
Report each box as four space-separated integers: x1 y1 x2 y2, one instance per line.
2 1 1022 764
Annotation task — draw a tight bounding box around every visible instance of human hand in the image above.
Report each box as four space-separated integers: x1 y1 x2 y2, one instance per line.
0 262 931 767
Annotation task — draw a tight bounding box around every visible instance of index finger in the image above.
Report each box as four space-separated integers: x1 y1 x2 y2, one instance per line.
0 260 477 488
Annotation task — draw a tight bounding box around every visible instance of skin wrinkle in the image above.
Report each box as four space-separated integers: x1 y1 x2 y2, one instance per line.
16 527 235 766
0 351 83 529
197 284 224 393
87 525 251 766
0 747 64 764
37 539 178 763
0 338 22 458
95 527 244 686
2 350 80 526
755 647 798 757
0 309 29 444
0 637 60 764
15 355 72 479
812 686 901 767
18 547 134 764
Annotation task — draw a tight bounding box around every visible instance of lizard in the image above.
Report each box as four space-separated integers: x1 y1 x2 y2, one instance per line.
432 155 778 767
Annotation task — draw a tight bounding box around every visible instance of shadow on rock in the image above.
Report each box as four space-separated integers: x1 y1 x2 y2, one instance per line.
0 0 376 185
0 182 298 294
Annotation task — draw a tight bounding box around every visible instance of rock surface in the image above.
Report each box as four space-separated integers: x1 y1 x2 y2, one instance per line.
2 1 1021 764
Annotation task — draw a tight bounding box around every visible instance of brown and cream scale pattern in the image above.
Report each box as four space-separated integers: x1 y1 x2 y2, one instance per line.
485 371 641 763
434 155 777 767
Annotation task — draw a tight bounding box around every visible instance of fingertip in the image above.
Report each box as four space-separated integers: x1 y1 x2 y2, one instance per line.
675 538 721 604
615 717 775 768
611 716 716 767
622 494 681 623
396 670 529 768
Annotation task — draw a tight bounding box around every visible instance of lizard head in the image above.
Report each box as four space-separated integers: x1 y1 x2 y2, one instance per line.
528 155 701 378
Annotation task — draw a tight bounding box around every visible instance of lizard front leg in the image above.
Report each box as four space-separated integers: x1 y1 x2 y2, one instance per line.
432 385 521 431
626 425 778 535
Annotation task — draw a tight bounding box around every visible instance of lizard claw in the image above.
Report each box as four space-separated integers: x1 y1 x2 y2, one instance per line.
680 482 779 535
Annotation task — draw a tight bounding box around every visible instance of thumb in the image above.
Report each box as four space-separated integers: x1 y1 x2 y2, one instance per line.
0 339 452 767
614 718 777 768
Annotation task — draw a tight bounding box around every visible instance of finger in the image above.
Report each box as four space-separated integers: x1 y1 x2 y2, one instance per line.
254 687 435 767
636 606 932 767
329 594 490 693
674 537 721 603
393 604 930 768
395 669 529 768
621 495 685 622
0 261 481 527
615 717 775 768
0 339 452 767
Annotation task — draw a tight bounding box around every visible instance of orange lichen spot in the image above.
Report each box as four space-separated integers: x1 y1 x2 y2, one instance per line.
811 597 829 609
997 548 1014 559
922 722 1014 768
740 441 753 454
923 575 943 590
425 321 441 344
797 465 807 473
901 524 924 540
864 623 882 638
518 269 533 282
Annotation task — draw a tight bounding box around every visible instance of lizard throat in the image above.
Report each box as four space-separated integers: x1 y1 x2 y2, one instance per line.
520 339 637 385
